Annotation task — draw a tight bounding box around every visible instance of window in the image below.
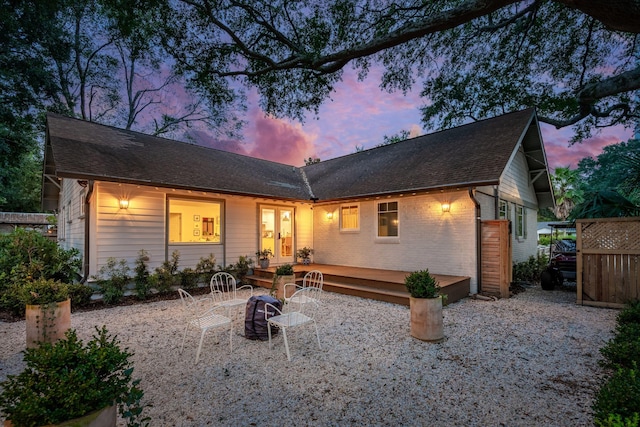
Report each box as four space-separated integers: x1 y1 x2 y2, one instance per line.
377 201 398 237
168 198 222 243
498 200 510 220
515 205 526 238
340 204 359 230
79 194 85 218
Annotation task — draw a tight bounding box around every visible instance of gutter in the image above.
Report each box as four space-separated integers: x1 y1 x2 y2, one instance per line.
468 187 481 294
82 180 95 283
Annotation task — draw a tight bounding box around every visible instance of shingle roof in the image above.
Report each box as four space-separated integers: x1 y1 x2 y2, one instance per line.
46 114 312 200
303 108 539 201
45 108 551 205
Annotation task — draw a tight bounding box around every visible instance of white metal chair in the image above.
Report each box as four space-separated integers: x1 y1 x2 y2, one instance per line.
284 270 323 307
265 287 321 361
210 272 253 319
178 288 233 363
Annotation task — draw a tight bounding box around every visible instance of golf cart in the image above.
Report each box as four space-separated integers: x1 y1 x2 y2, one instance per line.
540 222 577 290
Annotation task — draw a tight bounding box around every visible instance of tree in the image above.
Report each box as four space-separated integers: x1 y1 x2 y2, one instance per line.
379 130 411 147
160 0 640 140
550 167 583 220
577 138 640 205
304 157 321 165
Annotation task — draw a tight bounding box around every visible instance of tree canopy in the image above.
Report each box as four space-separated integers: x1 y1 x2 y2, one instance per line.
161 0 640 141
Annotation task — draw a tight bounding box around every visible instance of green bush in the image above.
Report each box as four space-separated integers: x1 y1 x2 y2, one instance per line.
404 269 440 299
134 250 152 300
67 283 94 308
154 250 180 293
93 258 131 305
179 268 199 289
274 263 294 276
195 253 216 282
600 323 640 370
0 327 149 427
593 364 640 426
512 254 548 283
617 300 640 326
234 255 254 283
0 228 81 286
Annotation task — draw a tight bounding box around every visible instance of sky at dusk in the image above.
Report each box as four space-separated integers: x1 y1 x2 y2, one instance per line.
191 66 634 171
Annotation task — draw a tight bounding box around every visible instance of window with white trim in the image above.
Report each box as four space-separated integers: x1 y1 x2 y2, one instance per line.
340 204 359 231
515 205 526 238
498 200 510 220
377 201 398 237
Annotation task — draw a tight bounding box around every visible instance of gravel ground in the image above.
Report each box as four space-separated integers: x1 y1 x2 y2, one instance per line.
0 285 619 427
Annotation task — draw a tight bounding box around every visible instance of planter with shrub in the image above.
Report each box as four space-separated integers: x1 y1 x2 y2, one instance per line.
0 327 149 427
271 264 295 300
405 269 444 342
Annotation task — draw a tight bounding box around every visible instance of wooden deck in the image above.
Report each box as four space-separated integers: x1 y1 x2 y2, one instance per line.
245 264 471 306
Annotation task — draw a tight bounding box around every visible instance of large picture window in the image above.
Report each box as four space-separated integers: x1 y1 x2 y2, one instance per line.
377 201 398 237
168 198 222 243
340 204 359 231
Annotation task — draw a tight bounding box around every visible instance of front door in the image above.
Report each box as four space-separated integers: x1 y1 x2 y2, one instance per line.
260 206 294 265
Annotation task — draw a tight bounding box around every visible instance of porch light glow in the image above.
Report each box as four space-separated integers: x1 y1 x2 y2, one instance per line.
119 198 129 209
441 202 450 213
326 212 333 220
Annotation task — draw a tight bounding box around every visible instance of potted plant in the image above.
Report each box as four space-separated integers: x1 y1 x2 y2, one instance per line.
256 249 273 269
271 264 296 300
0 327 149 427
295 247 314 265
17 278 72 349
404 269 444 342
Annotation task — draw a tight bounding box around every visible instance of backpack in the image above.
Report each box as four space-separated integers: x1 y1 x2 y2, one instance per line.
244 295 282 340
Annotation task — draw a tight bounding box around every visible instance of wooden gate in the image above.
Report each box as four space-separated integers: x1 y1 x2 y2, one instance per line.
481 220 512 298
577 217 640 308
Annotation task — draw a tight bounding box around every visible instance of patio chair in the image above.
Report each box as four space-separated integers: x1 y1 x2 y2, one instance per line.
265 287 321 361
178 288 233 363
210 272 253 319
284 270 323 307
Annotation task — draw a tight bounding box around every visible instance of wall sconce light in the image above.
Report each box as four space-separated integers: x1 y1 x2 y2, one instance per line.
441 202 450 213
326 212 333 220
119 198 129 209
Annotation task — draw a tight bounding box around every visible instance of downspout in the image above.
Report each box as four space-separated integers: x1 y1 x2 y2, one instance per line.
468 187 481 294
81 180 95 283
493 185 499 219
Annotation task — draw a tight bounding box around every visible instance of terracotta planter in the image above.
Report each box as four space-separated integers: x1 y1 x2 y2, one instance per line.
26 299 71 348
409 296 444 342
274 274 296 300
4 405 116 427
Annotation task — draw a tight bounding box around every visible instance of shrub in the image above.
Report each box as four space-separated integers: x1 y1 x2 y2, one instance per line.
67 283 94 308
617 300 640 326
0 327 149 426
593 364 640 426
134 250 152 300
512 253 548 284
600 323 640 371
234 255 254 284
404 269 440 299
154 250 180 293
274 264 294 276
195 253 217 282
179 268 199 289
94 258 131 305
0 228 81 286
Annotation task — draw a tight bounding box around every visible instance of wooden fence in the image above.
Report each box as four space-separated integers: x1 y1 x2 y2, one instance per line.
577 217 640 308
481 220 512 298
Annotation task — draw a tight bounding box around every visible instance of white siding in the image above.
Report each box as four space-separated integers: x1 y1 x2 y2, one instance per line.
314 191 478 291
58 179 85 261
499 148 540 262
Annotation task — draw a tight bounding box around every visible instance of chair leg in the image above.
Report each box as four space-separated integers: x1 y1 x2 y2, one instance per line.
181 325 189 353
196 329 206 364
313 321 321 350
281 327 291 361
267 322 273 350
229 324 233 353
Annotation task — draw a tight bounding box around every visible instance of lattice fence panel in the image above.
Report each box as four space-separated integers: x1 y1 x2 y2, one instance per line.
577 218 640 308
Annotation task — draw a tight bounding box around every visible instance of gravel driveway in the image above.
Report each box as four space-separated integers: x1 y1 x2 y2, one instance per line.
0 285 618 426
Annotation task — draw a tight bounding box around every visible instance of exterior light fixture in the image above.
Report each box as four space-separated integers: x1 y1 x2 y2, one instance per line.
119 199 129 209
441 202 450 213
326 212 333 220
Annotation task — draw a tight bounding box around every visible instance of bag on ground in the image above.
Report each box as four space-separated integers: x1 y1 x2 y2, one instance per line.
245 295 282 340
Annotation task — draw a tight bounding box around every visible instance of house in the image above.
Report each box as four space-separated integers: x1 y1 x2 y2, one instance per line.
43 108 554 295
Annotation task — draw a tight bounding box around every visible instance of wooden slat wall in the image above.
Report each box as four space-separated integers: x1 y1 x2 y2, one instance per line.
481 220 512 298
577 217 640 308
